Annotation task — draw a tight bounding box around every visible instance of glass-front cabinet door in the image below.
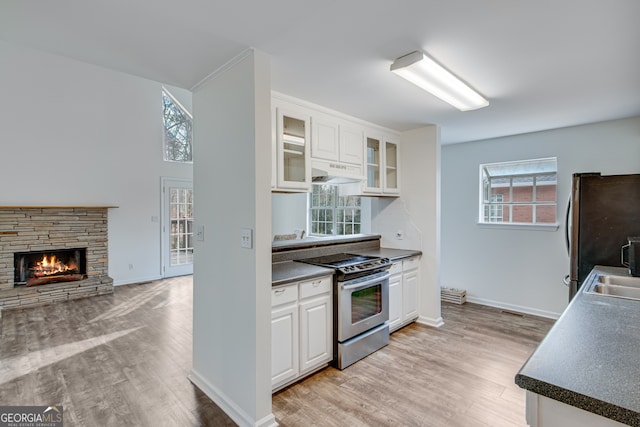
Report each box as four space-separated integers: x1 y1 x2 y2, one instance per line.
364 136 382 193
276 108 311 191
384 139 400 194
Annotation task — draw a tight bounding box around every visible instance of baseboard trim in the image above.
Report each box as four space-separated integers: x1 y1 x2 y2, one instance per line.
113 275 162 286
417 315 444 328
188 369 277 427
465 296 561 320
255 413 279 427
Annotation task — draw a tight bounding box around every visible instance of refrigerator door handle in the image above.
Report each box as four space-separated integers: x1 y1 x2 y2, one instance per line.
564 195 575 292
564 196 571 256
622 243 630 267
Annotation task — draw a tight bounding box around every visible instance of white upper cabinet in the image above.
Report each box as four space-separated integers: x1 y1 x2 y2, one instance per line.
364 134 382 193
383 138 400 194
271 93 398 195
276 107 311 191
310 114 364 175
311 113 339 162
338 123 364 166
362 131 400 196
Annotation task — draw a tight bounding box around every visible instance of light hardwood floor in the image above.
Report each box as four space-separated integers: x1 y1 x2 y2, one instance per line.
0 277 554 426
273 304 554 427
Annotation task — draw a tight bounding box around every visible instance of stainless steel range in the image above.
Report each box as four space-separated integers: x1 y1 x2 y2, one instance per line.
298 253 392 369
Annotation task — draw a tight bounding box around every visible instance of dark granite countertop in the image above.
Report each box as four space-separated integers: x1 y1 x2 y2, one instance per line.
351 247 422 261
515 265 640 426
272 261 334 287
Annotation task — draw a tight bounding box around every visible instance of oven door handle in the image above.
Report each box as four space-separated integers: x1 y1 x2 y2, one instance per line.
341 272 390 291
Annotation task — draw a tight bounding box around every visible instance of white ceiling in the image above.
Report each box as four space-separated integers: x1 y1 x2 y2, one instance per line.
2 0 639 144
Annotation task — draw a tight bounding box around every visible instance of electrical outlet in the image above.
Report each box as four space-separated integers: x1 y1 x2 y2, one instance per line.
129 263 134 270
196 225 204 241
240 228 253 249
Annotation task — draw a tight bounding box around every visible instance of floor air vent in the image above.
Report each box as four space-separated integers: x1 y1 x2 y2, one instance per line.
500 310 525 317
441 287 467 304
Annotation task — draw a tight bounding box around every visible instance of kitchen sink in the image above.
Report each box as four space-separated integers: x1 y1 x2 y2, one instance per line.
586 273 640 301
591 284 640 300
598 275 640 287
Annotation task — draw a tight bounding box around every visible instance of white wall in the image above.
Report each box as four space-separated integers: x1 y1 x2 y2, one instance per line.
0 41 192 285
441 117 640 318
271 193 307 237
190 50 274 427
372 125 442 326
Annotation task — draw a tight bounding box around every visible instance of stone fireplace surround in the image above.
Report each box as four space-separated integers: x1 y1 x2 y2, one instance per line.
0 206 115 312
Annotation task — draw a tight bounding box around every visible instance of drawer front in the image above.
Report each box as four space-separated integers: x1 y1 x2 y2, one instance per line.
299 275 332 300
388 261 402 275
403 256 420 272
272 284 298 307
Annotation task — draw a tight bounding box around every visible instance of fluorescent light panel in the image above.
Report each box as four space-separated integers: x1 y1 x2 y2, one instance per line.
391 51 489 111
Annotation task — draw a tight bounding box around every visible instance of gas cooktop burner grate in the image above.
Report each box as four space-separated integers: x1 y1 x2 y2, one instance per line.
298 253 392 280
297 253 377 267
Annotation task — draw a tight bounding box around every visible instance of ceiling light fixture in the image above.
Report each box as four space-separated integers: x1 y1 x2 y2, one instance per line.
390 50 489 111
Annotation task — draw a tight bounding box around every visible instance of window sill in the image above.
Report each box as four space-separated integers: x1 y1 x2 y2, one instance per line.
477 222 559 232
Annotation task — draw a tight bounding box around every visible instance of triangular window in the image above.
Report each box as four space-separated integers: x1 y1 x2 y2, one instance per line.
162 88 193 162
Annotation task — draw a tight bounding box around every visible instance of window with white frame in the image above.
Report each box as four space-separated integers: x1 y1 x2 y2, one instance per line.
480 158 557 225
309 184 361 236
162 88 193 162
484 194 504 222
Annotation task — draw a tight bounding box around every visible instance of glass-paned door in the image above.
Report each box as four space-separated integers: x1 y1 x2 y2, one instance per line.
365 137 381 191
162 178 193 277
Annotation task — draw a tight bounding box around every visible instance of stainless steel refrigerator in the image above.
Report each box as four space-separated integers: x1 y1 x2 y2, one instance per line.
566 172 640 300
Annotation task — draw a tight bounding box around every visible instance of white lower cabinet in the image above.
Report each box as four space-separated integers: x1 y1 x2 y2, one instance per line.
271 275 333 391
388 256 420 333
387 263 403 331
271 299 298 387
402 269 419 321
299 292 332 373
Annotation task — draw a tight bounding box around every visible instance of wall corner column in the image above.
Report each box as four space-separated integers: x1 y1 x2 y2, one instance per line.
400 125 443 327
190 48 275 427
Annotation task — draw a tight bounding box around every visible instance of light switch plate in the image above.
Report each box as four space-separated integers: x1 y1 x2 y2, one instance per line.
196 225 205 241
240 228 253 249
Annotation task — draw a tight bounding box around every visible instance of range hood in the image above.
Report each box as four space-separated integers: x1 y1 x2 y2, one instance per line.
312 175 362 184
311 158 364 184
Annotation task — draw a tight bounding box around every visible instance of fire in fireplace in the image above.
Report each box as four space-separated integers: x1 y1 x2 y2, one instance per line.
14 248 87 287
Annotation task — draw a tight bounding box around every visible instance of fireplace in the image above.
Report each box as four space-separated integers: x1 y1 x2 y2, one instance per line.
0 206 115 311
14 248 87 287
